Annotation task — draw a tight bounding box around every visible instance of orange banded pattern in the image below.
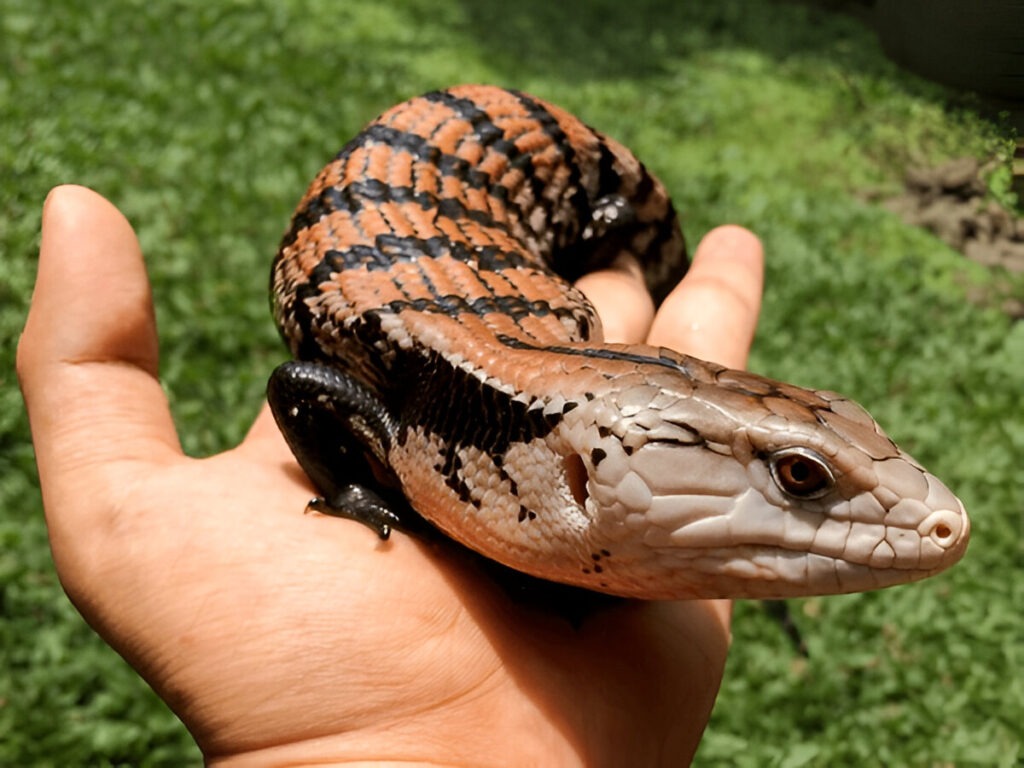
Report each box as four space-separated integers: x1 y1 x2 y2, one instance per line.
272 85 685 382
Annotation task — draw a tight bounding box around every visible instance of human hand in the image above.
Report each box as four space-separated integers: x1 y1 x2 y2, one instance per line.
18 185 763 766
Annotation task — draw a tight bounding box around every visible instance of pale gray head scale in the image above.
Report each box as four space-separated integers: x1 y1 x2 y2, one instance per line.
554 363 970 599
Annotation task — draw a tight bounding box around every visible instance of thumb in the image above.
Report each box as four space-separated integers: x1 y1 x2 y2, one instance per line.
17 185 183 558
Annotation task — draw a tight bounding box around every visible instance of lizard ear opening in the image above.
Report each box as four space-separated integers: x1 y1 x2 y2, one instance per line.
565 454 589 507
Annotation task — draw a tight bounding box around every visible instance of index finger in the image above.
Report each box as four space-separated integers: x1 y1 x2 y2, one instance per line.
574 253 655 344
648 225 764 369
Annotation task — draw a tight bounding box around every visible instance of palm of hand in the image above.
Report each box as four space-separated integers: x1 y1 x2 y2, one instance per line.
19 186 762 766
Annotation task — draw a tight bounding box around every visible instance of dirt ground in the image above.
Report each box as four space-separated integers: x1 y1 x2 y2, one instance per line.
883 158 1024 318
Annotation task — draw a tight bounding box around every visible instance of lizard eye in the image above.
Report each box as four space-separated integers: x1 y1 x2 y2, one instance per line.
770 448 835 499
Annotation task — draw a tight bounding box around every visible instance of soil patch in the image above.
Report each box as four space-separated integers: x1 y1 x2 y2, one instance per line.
884 157 1024 318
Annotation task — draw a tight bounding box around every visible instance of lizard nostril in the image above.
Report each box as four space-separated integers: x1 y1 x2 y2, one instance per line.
920 509 965 550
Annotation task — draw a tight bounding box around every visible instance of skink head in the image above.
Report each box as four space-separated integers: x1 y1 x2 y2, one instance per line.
556 358 971 599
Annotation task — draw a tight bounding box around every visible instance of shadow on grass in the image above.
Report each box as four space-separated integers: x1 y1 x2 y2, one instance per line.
453 0 906 87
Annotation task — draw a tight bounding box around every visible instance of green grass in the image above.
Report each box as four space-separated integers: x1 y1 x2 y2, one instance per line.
1 1 1020 765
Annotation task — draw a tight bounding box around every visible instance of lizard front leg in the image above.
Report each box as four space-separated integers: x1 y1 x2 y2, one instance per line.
267 360 407 539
